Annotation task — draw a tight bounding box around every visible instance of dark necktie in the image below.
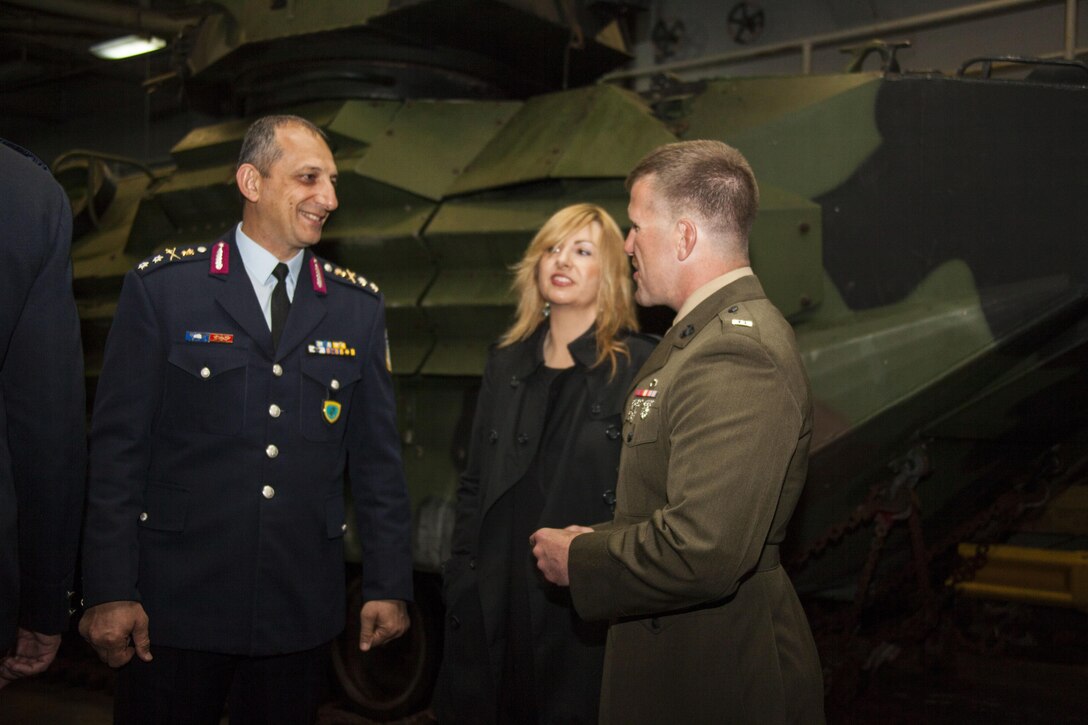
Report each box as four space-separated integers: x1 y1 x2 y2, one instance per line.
271 263 290 351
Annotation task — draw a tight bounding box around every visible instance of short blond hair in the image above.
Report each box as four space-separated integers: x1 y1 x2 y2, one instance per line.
627 139 759 246
499 203 638 377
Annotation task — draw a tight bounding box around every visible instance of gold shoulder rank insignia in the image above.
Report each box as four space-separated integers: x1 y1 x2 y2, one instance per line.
135 243 211 276
321 259 381 295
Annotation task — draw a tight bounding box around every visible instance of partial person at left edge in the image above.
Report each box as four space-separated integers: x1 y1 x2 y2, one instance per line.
79 115 413 724
0 140 88 689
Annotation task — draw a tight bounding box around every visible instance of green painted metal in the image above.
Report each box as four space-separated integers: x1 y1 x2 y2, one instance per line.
748 183 823 319
685 77 883 200
186 0 391 75
448 85 676 195
798 260 994 441
355 100 523 201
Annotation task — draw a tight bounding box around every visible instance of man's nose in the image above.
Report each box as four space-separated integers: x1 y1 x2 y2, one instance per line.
623 229 635 255
319 180 338 211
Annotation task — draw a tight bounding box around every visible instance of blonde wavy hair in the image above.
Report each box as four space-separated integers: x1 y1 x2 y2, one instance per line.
499 203 638 377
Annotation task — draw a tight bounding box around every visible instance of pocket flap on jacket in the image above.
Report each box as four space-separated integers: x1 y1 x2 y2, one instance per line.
138 483 188 532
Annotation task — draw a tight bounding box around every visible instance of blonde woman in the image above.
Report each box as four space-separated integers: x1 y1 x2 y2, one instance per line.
433 204 654 724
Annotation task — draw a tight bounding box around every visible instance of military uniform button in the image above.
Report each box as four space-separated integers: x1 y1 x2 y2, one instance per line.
330 379 340 391
591 403 602 415
605 425 620 440
517 433 529 445
341 523 347 532
139 512 148 522
272 364 283 377
269 404 282 418
200 366 211 379
509 376 519 387
626 432 633 443
468 557 476 569
266 444 279 458
488 429 499 443
262 485 275 499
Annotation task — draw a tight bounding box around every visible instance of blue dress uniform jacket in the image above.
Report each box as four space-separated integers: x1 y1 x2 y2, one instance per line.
82 229 413 656
0 141 87 652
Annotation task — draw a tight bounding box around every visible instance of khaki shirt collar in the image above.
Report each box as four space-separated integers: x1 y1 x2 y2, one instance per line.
672 266 754 327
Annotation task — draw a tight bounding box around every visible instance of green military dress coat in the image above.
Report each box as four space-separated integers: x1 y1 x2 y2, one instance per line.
568 275 825 724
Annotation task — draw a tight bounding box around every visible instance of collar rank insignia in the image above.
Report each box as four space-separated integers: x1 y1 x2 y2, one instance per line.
186 331 234 344
323 400 342 424
209 241 230 275
310 257 327 295
307 340 356 357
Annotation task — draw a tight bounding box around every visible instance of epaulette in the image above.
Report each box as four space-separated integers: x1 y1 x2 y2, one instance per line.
135 243 212 275
319 258 381 296
721 302 759 339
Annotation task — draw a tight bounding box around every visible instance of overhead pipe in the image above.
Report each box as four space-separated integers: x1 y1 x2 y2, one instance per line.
1 0 202 37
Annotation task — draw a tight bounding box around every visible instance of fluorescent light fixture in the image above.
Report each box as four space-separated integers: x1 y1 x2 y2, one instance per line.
90 35 167 60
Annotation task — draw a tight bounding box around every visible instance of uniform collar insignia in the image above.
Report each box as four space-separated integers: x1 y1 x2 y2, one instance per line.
209 240 230 275
310 256 327 295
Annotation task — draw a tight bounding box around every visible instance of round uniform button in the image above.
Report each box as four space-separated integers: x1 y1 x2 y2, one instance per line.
262 485 275 499
272 364 283 377
341 523 347 532
516 433 529 445
269 404 282 418
330 379 340 391
266 444 279 459
200 367 211 379
139 512 148 522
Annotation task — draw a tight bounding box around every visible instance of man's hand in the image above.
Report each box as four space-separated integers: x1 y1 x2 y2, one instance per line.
359 600 409 652
530 525 593 586
78 601 152 668
0 628 62 688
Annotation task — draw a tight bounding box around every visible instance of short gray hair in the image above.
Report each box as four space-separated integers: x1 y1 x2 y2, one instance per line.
237 115 329 175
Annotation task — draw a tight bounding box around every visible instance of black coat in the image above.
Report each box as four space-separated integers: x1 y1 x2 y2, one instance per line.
81 230 412 655
0 142 87 651
433 325 655 724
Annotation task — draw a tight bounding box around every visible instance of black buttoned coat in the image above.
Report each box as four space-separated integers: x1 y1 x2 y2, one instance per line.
0 142 86 652
81 230 412 655
433 325 655 725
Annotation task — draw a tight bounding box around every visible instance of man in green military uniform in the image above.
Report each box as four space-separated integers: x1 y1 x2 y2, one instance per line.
532 140 824 724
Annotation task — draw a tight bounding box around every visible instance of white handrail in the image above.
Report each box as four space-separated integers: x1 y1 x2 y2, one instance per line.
602 0 1078 82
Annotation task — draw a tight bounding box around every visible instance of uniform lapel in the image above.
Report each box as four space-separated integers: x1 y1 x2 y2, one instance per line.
212 234 275 359
273 250 327 361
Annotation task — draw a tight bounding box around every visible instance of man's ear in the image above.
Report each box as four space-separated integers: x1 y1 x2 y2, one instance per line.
675 218 698 262
236 164 262 203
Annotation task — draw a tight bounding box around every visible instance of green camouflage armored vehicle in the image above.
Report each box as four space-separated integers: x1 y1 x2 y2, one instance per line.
60 0 1088 718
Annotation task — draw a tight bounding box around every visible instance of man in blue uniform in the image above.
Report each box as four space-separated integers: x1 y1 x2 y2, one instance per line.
0 140 86 689
79 115 413 723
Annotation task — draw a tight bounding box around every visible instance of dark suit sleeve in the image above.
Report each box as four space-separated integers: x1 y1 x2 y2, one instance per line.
82 271 164 607
346 299 413 602
3 186 87 634
570 334 804 620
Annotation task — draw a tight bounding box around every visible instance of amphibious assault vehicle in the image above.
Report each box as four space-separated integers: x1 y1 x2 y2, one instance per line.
56 0 1088 717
